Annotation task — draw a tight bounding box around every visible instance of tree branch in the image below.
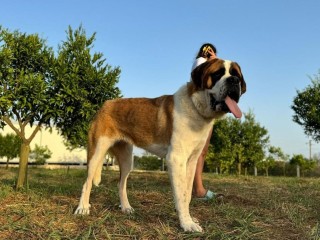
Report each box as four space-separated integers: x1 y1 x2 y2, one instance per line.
26 124 42 144
1 116 24 140
22 117 31 128
12 108 23 129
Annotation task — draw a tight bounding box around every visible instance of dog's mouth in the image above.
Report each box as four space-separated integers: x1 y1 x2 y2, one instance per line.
210 94 242 118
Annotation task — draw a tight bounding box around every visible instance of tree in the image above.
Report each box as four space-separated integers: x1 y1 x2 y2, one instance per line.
134 155 163 171
206 118 237 173
207 111 269 175
29 144 52 165
290 154 317 177
0 25 121 189
302 158 317 176
257 146 285 176
0 26 55 189
290 154 305 177
292 71 320 142
0 133 21 168
241 111 269 174
52 26 121 149
268 146 289 176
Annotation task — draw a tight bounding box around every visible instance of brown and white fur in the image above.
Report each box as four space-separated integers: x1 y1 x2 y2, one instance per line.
74 58 246 232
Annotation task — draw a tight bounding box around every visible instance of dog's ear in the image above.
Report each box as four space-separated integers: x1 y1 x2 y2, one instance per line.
191 63 204 90
231 62 246 95
191 60 214 90
235 63 246 95
241 76 246 95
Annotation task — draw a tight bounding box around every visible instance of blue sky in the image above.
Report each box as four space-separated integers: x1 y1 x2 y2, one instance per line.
1 0 320 157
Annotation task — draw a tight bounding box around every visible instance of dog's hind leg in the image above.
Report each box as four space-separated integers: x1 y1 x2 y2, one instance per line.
110 141 134 214
92 156 104 186
74 137 113 215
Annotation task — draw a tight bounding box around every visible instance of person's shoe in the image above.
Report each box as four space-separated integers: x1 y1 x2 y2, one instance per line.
196 190 224 201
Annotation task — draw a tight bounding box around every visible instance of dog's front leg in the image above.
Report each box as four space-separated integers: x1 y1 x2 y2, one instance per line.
167 151 203 232
186 150 202 206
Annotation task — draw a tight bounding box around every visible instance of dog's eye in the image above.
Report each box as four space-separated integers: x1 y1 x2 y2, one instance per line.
230 68 241 78
211 68 225 80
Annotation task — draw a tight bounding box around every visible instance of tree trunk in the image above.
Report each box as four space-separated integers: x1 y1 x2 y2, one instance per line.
162 158 165 171
296 165 300 178
16 142 30 190
237 162 241 176
254 166 258 176
6 157 9 169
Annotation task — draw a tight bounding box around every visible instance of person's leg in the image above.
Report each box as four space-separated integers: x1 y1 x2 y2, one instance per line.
193 128 213 198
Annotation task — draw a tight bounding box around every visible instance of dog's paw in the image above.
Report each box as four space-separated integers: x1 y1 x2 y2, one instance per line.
119 204 135 214
74 204 91 215
181 220 203 232
192 217 200 224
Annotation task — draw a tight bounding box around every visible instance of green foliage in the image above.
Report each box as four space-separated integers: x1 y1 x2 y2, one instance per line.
0 25 121 188
0 25 55 188
290 154 317 176
0 133 21 161
0 26 55 128
30 144 52 165
268 146 287 161
292 71 320 142
0 24 121 148
207 111 270 173
52 25 121 148
290 154 306 166
303 159 317 172
257 146 289 176
134 155 163 171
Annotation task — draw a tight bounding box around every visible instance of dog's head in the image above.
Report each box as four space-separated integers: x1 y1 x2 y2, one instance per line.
190 58 246 118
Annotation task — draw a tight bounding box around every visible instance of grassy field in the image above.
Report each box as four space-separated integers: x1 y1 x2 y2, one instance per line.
0 167 319 240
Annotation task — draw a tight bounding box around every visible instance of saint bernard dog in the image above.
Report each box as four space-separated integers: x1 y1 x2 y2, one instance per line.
74 58 246 232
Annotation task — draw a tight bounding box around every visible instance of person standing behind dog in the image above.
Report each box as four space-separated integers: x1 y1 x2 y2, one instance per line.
191 43 219 200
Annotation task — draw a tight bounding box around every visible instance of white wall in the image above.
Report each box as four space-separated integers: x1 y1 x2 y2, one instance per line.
0 124 86 163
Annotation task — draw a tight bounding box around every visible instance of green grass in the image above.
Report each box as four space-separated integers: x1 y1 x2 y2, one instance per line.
0 167 319 239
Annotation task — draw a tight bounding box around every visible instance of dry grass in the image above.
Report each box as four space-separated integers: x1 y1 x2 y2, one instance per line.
0 167 319 240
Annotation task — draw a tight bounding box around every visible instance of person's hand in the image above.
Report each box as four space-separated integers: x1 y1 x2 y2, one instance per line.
207 48 216 59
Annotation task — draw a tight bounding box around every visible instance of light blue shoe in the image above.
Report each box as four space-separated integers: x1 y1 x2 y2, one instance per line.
197 190 224 201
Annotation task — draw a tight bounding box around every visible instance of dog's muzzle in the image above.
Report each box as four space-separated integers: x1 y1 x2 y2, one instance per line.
210 76 242 112
210 94 229 112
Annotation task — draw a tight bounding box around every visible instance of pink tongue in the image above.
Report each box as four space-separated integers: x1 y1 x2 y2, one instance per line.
225 96 242 118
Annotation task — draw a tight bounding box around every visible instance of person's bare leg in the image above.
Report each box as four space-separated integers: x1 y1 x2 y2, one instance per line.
193 128 213 198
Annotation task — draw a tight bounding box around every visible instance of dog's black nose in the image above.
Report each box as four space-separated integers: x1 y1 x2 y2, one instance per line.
227 76 240 85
